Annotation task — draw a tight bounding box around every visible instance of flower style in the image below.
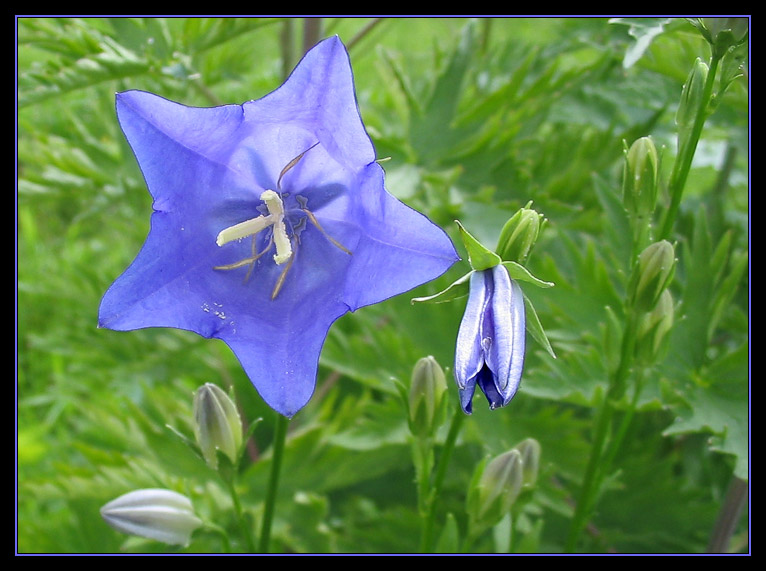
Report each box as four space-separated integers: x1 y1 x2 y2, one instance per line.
454 264 526 414
99 36 458 417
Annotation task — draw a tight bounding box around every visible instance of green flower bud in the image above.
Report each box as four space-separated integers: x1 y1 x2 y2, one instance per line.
635 289 674 365
513 438 541 489
701 18 749 55
622 137 659 219
100 488 203 546
467 449 524 532
676 58 708 134
496 205 545 264
627 240 676 313
408 355 448 437
193 383 243 470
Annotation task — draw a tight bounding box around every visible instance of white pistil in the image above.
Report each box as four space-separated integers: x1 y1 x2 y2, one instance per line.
215 190 293 265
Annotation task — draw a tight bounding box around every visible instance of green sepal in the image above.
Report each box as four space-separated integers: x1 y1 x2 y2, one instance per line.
456 220 501 271
411 271 472 304
502 261 554 288
523 293 557 359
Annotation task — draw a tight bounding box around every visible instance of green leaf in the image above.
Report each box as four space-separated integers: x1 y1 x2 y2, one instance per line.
610 17 674 68
523 293 557 360
411 271 471 304
502 261 554 288
435 513 461 553
456 220 501 271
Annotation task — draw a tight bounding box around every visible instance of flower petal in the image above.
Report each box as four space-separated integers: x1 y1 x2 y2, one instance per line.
484 265 525 403
100 37 458 417
244 36 375 170
454 270 489 391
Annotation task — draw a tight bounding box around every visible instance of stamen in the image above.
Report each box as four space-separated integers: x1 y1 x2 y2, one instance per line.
277 142 320 190
302 208 352 256
271 245 297 300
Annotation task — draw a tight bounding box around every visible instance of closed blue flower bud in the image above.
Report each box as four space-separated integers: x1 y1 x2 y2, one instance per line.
454 264 526 414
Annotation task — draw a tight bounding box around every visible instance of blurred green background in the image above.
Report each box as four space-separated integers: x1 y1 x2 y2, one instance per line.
17 17 748 553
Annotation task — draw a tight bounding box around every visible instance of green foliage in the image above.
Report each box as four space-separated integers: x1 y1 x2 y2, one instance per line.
17 17 748 554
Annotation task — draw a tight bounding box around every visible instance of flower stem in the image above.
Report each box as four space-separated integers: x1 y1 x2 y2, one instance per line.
226 474 255 552
565 313 638 552
257 412 289 553
658 52 721 240
419 404 465 553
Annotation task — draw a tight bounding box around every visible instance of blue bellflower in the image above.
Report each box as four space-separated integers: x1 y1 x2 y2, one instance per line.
99 37 458 417
454 265 525 414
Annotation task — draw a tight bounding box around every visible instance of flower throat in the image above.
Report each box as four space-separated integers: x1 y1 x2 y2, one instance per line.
214 143 351 300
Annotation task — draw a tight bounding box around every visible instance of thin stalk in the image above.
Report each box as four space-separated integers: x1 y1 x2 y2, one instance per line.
566 313 638 552
257 413 289 553
419 404 466 553
707 476 748 553
658 53 721 240
226 474 255 552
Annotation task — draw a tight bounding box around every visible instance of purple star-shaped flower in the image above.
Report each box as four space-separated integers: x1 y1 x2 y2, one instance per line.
454 265 526 414
99 36 458 417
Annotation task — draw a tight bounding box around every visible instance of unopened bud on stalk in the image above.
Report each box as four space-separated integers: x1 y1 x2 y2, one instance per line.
408 355 448 437
496 206 545 265
513 438 541 489
193 383 242 470
676 59 709 134
100 488 203 546
635 289 674 365
627 240 676 313
467 449 524 531
623 137 659 219
700 18 749 55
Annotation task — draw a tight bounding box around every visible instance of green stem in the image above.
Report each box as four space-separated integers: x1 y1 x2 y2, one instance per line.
658 53 721 240
565 313 638 552
257 412 289 553
419 404 466 553
226 475 255 552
